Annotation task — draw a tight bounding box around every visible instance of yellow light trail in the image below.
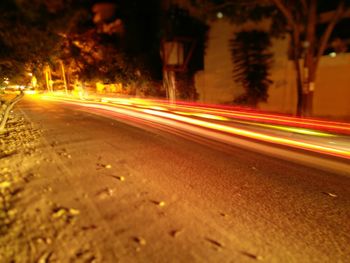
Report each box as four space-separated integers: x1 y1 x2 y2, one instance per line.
40 94 350 159
142 109 350 159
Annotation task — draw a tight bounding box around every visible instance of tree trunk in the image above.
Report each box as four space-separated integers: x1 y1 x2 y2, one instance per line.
45 68 50 92
293 57 303 116
303 0 317 116
272 0 346 117
305 0 345 116
60 60 68 95
0 91 24 133
291 29 303 116
163 70 176 103
48 67 53 92
66 68 71 92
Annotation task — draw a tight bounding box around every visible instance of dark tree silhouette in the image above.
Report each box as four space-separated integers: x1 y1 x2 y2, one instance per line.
230 30 273 106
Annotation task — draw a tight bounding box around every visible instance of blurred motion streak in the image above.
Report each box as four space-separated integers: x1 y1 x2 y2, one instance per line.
98 96 350 134
39 94 350 160
141 109 350 159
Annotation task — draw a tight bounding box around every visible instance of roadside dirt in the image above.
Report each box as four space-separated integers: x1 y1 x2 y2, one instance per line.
0 112 47 262
0 110 117 263
0 110 109 262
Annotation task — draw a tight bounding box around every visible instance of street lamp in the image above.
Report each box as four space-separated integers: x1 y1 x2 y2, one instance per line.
161 38 196 102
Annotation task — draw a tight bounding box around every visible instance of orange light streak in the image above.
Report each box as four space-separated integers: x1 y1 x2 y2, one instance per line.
143 102 350 133
99 97 350 134
141 109 350 159
41 95 350 160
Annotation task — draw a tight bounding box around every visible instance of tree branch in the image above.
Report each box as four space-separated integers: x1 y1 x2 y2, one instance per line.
202 0 269 12
0 60 13 66
304 0 317 79
314 0 346 71
271 0 296 30
300 0 308 14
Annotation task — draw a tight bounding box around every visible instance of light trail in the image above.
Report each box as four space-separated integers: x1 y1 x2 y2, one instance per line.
146 101 350 133
98 97 350 134
141 109 350 159
40 94 350 160
171 110 334 137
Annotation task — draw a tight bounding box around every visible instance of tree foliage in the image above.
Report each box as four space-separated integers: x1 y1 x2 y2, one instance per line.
0 0 164 93
0 0 58 78
230 30 273 106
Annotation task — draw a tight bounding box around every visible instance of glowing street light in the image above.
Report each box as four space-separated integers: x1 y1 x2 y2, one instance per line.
329 52 337 58
217 12 224 19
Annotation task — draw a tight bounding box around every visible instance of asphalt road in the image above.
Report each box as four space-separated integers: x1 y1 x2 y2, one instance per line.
40 94 350 175
15 97 350 262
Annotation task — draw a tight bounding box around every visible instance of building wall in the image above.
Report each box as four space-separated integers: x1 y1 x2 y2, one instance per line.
195 20 269 104
258 36 297 115
313 54 350 120
195 21 239 104
195 20 350 120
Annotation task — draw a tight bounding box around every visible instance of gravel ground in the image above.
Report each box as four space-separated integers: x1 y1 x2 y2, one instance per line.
0 111 45 262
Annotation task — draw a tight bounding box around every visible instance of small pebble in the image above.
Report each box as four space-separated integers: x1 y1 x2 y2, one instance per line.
158 201 166 207
134 237 146 246
323 192 337 198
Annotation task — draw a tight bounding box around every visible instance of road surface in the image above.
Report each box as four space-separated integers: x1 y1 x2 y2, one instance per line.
2 96 350 262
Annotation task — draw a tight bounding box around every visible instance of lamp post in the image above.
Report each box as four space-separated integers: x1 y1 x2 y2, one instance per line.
60 60 68 95
162 40 184 102
44 66 53 93
161 38 196 103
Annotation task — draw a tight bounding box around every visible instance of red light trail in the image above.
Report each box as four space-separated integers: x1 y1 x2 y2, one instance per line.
40 94 350 161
